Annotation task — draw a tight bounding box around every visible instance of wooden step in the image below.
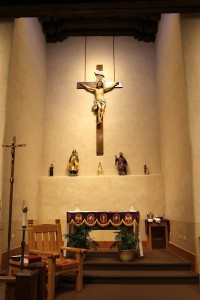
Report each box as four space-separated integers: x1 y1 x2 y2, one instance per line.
84 249 192 271
82 249 200 285
83 269 199 284
62 249 199 285
84 259 191 271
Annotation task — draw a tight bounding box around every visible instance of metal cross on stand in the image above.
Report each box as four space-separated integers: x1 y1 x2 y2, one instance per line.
77 65 122 155
2 136 26 273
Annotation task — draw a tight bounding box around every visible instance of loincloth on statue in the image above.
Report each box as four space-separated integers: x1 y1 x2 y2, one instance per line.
92 98 106 111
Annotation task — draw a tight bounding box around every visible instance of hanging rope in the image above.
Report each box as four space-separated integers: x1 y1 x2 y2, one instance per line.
84 36 87 82
113 36 116 81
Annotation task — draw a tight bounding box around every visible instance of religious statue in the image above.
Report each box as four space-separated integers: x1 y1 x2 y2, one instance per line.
78 67 122 155
144 164 150 175
97 162 103 175
68 149 79 175
81 76 119 125
115 152 128 175
49 163 54 176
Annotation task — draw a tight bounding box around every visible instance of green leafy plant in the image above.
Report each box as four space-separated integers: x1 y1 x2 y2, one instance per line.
110 226 138 251
64 225 99 250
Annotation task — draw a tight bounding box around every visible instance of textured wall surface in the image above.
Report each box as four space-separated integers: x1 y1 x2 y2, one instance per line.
181 14 200 270
43 36 160 177
156 14 199 270
0 20 14 254
1 18 46 251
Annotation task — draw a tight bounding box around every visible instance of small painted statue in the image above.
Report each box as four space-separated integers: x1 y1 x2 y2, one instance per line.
68 149 79 175
115 152 128 175
97 162 103 175
49 163 54 176
144 164 150 175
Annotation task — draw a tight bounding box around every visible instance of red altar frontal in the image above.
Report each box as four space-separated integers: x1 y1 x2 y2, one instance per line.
67 211 140 228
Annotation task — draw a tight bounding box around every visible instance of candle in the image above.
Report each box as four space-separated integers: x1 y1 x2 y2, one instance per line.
22 202 28 227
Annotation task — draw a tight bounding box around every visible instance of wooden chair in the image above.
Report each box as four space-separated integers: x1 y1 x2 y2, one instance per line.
9 219 87 300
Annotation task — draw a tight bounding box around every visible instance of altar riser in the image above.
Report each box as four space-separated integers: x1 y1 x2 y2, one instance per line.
84 263 191 272
62 249 199 286
83 276 199 285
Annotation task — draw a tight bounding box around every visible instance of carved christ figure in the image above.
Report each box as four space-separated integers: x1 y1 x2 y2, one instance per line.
81 80 119 124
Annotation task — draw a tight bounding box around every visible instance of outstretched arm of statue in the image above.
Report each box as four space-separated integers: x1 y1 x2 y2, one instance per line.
104 82 119 92
81 83 95 92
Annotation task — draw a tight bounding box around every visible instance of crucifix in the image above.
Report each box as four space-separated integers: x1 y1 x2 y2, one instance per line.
77 65 122 155
2 136 26 273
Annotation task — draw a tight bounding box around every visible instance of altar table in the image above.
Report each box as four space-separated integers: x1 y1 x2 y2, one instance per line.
66 211 143 257
67 211 140 229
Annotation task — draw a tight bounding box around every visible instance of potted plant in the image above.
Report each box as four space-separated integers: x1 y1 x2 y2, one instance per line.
64 225 99 258
110 226 138 262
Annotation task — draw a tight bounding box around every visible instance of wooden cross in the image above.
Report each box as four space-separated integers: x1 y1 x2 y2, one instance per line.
2 136 26 273
77 65 122 156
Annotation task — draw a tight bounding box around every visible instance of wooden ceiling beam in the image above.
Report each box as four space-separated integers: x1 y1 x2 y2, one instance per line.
45 29 157 43
1 1 199 43
0 1 200 18
41 18 159 31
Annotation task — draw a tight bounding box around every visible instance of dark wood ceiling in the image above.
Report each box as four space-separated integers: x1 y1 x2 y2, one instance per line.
1 1 200 43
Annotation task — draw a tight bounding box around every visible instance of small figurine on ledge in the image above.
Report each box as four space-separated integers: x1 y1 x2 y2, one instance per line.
144 164 150 175
97 162 103 175
49 163 54 176
68 149 79 175
115 152 128 175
